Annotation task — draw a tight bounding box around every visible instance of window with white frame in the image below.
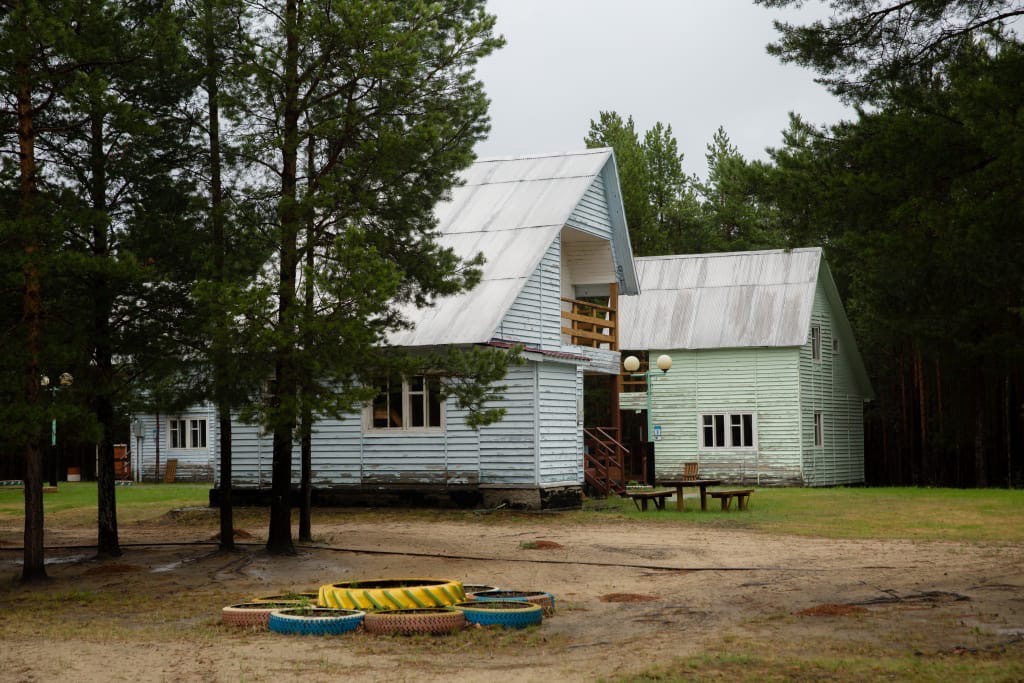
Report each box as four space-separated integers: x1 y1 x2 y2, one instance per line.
811 324 822 361
814 411 824 447
169 418 207 449
366 375 444 431
701 413 755 449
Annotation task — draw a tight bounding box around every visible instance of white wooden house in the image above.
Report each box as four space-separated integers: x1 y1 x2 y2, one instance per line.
135 149 638 507
617 248 874 486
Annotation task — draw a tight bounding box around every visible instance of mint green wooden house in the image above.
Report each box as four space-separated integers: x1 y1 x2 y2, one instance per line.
617 248 874 486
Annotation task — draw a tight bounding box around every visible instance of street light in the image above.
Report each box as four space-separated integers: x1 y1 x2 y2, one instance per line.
131 418 145 483
40 372 73 486
622 354 671 442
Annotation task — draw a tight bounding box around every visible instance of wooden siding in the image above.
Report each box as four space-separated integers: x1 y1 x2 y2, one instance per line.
217 391 489 489
222 420 271 488
565 173 613 240
648 348 804 485
798 279 867 486
136 407 215 482
537 362 582 484
479 362 538 485
562 233 615 289
495 236 562 348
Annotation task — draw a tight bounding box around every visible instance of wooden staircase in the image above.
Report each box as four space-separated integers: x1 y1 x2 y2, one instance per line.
583 427 629 497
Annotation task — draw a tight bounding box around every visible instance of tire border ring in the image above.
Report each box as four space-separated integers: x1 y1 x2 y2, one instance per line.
268 607 365 636
453 600 543 629
362 607 466 635
222 602 303 629
318 579 466 611
474 590 556 616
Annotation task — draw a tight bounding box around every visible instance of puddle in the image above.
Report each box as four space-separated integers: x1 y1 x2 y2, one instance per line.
151 560 184 573
5 554 92 566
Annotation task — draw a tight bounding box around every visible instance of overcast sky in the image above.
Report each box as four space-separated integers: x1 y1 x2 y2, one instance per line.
474 0 850 180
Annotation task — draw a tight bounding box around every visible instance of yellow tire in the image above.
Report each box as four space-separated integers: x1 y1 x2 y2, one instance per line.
317 579 465 611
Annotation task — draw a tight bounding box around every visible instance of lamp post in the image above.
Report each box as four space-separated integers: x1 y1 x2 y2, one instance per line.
40 372 73 486
131 419 145 483
622 353 671 442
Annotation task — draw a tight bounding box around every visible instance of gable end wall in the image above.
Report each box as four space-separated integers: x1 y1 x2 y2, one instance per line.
494 236 562 348
798 279 866 485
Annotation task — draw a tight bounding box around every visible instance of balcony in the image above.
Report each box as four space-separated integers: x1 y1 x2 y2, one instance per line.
560 285 618 351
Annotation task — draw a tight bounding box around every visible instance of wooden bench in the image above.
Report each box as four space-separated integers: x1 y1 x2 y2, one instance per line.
708 489 753 511
624 489 675 512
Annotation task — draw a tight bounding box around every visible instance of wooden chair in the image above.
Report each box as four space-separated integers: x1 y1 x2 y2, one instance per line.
681 462 698 480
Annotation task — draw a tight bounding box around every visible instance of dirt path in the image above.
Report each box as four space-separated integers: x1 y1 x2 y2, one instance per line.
2 513 1022 681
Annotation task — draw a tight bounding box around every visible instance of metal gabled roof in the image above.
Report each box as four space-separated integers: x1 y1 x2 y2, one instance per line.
389 148 630 347
618 248 823 350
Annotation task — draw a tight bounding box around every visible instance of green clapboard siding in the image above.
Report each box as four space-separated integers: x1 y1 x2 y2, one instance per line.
799 278 867 486
648 347 803 485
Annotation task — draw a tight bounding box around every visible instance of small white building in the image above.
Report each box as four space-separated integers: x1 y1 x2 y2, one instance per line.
137 149 639 507
617 248 874 486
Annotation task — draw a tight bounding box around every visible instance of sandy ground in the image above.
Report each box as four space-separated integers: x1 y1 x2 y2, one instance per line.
1 507 1023 682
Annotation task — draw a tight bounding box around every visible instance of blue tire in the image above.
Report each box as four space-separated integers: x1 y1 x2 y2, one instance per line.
453 600 543 629
474 590 555 616
268 608 365 636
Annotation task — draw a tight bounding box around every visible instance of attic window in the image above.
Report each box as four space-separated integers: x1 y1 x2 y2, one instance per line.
811 325 822 361
365 375 444 432
833 338 840 354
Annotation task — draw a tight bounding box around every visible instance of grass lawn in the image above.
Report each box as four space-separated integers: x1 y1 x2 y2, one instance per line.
0 482 211 527
585 486 1024 543
0 483 1021 543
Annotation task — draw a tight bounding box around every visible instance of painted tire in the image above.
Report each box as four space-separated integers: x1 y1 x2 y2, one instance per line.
463 584 500 599
268 608 365 636
474 590 556 616
318 579 465 611
453 600 543 629
222 602 300 629
362 608 466 635
252 592 318 604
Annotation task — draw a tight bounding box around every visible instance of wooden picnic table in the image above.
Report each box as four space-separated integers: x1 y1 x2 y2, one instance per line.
655 478 722 512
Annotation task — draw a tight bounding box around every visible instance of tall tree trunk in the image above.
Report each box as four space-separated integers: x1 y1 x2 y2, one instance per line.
1005 374 1012 488
298 132 314 544
266 0 300 555
17 53 47 582
974 372 988 488
91 108 121 557
205 0 235 552
218 413 233 548
899 351 909 483
299 407 312 542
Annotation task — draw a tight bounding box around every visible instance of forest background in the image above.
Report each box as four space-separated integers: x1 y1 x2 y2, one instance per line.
1 0 1021 581
584 0 1024 490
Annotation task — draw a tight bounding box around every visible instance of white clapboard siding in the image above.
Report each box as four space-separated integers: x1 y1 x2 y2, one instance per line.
537 362 581 484
494 236 562 348
479 362 538 485
136 407 216 482
565 172 613 240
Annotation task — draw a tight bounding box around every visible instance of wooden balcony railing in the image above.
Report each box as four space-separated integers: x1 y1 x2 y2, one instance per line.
560 284 618 351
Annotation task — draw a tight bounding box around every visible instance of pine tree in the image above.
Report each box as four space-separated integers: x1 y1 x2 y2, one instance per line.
235 0 506 554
